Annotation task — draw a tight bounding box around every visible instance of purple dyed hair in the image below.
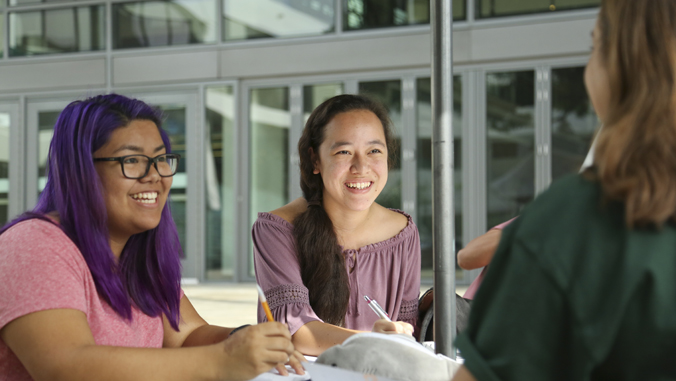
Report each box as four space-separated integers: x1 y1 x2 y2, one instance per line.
1 94 183 330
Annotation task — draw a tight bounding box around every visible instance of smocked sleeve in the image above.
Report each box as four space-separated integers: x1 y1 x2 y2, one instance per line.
252 214 323 334
397 223 421 326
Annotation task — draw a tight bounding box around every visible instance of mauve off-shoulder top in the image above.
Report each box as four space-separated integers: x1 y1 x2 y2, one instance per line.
252 210 421 334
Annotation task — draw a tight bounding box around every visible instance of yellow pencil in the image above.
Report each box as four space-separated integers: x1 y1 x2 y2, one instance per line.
256 284 275 322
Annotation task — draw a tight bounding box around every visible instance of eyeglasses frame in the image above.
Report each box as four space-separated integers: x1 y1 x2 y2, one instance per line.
93 153 182 179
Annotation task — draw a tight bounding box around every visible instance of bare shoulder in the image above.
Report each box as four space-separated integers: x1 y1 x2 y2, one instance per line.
269 197 308 225
373 204 409 234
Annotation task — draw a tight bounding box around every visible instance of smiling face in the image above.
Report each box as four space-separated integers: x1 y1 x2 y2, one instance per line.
93 119 172 245
313 109 388 213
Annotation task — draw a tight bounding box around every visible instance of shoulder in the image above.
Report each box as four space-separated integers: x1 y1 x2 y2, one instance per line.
1 218 68 247
516 174 604 234
378 205 410 231
0 218 86 274
269 197 308 225
369 205 419 246
504 174 619 277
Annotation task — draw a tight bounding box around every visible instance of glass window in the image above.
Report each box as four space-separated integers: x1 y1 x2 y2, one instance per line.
249 87 290 275
303 83 343 122
344 0 465 31
9 6 105 57
158 105 188 251
551 67 597 180
0 12 4 58
0 111 9 226
358 79 401 210
476 0 600 19
10 0 83 5
416 76 463 281
205 85 235 281
224 0 334 41
113 0 217 49
486 70 535 230
38 111 60 193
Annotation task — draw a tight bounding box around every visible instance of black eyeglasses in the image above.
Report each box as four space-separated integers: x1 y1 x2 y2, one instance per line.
93 153 181 179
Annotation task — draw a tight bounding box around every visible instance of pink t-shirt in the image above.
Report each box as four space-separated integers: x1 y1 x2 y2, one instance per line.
0 219 165 380
463 218 517 300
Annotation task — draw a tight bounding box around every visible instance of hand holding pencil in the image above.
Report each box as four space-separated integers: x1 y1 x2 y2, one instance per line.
257 285 275 322
256 284 307 376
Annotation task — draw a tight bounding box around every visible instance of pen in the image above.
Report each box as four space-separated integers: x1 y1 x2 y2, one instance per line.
364 295 391 322
256 284 275 322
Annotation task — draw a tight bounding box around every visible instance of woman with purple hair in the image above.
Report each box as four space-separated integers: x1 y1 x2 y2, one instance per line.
0 94 302 380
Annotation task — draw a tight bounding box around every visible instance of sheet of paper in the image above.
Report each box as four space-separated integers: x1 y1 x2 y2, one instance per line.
246 355 318 381
247 366 310 381
303 362 397 381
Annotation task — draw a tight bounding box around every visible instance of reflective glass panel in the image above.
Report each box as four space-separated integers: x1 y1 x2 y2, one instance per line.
11 0 92 4
9 6 105 57
250 87 290 276
0 111 9 226
38 111 60 193
113 0 217 49
551 67 597 180
160 105 188 252
205 85 235 281
486 70 535 230
303 83 343 122
0 12 4 58
416 76 463 281
224 0 334 41
343 0 465 30
476 0 600 19
358 80 401 210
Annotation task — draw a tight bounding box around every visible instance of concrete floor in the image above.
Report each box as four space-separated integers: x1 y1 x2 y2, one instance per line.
184 283 468 328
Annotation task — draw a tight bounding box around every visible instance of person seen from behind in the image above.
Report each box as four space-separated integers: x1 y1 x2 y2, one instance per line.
454 0 676 379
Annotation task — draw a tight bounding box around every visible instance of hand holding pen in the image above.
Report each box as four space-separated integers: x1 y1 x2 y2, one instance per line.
364 295 391 322
364 295 414 336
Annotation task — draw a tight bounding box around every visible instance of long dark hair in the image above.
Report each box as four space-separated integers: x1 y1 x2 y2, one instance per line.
593 0 676 228
294 94 396 325
0 94 183 330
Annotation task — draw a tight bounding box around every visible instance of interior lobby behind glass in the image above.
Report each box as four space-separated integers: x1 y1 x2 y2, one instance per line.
9 6 105 56
0 111 8 226
205 86 235 281
359 80 402 211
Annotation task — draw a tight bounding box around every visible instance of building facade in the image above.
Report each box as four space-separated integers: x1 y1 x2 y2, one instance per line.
0 0 600 283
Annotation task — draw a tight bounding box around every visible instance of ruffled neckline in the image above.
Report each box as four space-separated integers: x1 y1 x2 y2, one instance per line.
257 209 416 254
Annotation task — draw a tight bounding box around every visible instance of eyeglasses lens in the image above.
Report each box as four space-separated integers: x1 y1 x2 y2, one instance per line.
122 155 178 178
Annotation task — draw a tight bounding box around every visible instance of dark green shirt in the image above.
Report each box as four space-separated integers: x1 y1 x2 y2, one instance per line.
456 174 676 380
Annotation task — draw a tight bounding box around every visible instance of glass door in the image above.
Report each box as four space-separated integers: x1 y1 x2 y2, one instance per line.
0 102 18 225
26 99 71 210
485 70 536 229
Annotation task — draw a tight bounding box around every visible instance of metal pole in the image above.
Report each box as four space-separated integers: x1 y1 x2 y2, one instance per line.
431 0 455 357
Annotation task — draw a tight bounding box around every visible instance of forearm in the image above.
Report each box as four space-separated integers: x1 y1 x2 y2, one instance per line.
451 366 477 381
457 229 502 270
182 324 233 347
37 344 223 381
292 321 360 356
